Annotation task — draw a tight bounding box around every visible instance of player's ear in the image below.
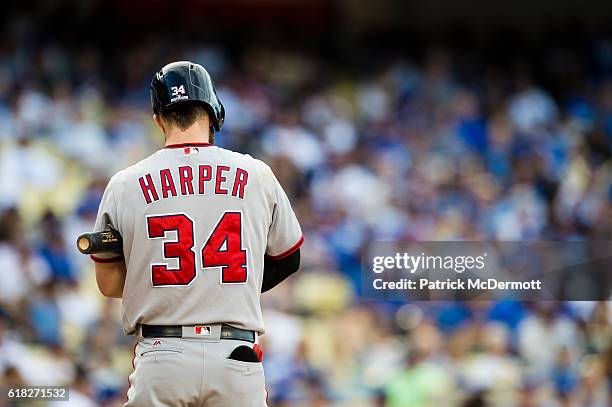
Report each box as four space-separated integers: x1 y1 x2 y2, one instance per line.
153 114 165 134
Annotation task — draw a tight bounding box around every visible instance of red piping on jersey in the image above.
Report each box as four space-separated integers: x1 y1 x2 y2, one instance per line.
265 234 304 260
164 142 213 149
90 254 125 263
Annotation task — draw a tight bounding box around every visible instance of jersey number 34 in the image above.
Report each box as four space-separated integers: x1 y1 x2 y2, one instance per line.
146 212 247 286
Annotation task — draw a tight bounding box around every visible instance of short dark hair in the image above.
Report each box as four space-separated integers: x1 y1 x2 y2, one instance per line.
159 103 211 132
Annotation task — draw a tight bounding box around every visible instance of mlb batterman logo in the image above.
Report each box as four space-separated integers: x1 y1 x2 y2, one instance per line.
194 326 211 336
184 147 199 156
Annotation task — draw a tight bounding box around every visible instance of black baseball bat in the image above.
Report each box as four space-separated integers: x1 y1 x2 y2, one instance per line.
77 228 123 254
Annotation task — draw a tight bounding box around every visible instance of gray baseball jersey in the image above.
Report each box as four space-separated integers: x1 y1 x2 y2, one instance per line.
92 142 303 335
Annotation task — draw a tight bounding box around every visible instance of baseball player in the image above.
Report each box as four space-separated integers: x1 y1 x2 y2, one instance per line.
90 61 303 406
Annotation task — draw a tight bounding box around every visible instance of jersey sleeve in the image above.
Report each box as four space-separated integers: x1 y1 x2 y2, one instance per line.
265 168 304 259
90 181 124 263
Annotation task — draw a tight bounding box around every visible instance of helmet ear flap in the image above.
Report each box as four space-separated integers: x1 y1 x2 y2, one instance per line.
216 103 225 131
201 102 224 132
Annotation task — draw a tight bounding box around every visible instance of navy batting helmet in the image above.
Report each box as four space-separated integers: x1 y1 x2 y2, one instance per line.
150 61 225 132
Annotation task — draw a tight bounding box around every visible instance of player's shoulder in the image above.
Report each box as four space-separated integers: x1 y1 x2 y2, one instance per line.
214 147 278 192
105 150 165 190
214 146 270 173
213 145 254 162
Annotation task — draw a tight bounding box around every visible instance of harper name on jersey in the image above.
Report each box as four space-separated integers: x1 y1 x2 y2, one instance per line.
138 164 249 204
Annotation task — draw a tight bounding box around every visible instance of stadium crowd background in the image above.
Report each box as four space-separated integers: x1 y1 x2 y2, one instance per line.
0 6 612 407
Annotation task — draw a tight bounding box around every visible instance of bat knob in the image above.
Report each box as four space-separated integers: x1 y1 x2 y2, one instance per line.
77 236 92 254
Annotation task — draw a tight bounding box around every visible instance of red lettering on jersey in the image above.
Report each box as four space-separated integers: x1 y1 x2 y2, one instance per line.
202 212 247 283
215 166 230 195
198 165 212 194
139 174 159 204
232 168 248 199
178 166 194 195
160 169 177 198
147 214 196 286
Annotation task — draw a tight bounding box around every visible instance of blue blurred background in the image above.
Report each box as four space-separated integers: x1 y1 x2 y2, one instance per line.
0 0 610 406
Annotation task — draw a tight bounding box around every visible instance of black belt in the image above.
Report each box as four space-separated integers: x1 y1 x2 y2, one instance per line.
141 324 255 343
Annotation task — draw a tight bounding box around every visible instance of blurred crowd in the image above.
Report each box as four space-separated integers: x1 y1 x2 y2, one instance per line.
0 25 611 407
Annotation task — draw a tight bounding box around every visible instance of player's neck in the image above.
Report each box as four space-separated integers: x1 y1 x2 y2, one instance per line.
164 123 212 146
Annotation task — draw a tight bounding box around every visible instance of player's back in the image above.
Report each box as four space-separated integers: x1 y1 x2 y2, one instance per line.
99 142 301 335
